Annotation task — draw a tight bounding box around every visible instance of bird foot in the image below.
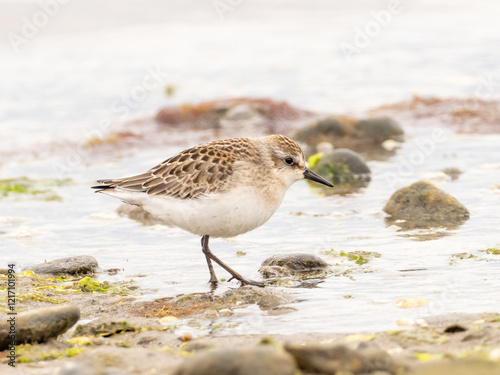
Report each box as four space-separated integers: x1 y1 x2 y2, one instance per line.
227 275 265 288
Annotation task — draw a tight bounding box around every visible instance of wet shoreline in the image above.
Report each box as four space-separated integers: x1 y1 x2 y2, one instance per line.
1 259 500 374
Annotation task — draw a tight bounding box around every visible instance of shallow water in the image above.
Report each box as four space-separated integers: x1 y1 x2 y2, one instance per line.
1 0 500 335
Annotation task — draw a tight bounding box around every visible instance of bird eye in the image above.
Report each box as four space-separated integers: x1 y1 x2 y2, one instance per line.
284 157 294 165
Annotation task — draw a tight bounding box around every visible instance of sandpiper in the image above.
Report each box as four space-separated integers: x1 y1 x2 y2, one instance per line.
92 135 333 287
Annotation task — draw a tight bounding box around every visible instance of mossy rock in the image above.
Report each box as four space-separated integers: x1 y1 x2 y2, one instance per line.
259 254 328 278
309 149 371 186
384 181 470 230
73 320 137 338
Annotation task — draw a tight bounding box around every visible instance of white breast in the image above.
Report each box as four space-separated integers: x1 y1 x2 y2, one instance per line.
105 184 286 238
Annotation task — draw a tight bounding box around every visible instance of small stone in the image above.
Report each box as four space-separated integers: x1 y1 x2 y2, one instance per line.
182 333 193 342
259 254 328 278
285 343 365 374
444 324 467 333
23 255 98 275
285 343 396 375
0 305 80 350
173 347 296 375
441 167 463 180
383 180 470 230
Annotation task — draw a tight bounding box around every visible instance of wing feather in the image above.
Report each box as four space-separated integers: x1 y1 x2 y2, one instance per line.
94 138 260 199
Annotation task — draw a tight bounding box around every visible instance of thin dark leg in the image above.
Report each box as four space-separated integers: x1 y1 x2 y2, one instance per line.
201 235 265 287
201 235 218 284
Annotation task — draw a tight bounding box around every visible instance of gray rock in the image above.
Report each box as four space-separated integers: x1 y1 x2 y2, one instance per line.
294 116 404 156
384 181 470 230
355 117 404 144
0 305 80 350
285 343 396 374
23 255 98 275
260 254 328 278
441 167 463 180
173 347 296 375
285 343 364 374
295 117 350 145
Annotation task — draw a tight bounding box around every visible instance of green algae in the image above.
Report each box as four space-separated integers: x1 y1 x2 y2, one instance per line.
73 321 139 338
322 249 381 265
67 336 93 345
450 247 500 265
415 352 444 362
308 153 351 186
65 347 85 357
77 276 134 294
485 247 500 255
0 177 71 201
39 350 64 360
0 292 67 305
307 152 324 169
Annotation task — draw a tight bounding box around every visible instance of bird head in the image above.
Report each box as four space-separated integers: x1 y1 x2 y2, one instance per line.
264 135 334 189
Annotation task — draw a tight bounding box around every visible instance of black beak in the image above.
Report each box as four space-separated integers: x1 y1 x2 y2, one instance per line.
303 168 334 187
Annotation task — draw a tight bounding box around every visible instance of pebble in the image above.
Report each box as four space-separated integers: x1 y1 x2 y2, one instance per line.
173 346 296 375
0 305 80 350
23 255 98 275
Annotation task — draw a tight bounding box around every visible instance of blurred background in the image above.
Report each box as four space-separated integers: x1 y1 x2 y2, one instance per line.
2 0 500 146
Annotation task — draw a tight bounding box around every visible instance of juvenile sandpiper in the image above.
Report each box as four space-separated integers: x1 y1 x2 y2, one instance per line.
92 135 333 287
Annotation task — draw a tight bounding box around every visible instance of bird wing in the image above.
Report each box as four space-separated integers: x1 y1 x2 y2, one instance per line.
95 141 243 199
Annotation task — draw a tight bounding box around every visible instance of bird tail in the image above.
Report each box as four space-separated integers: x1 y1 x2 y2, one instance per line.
91 180 117 193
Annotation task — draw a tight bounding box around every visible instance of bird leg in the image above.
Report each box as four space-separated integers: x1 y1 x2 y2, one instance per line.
201 235 265 287
201 235 218 284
